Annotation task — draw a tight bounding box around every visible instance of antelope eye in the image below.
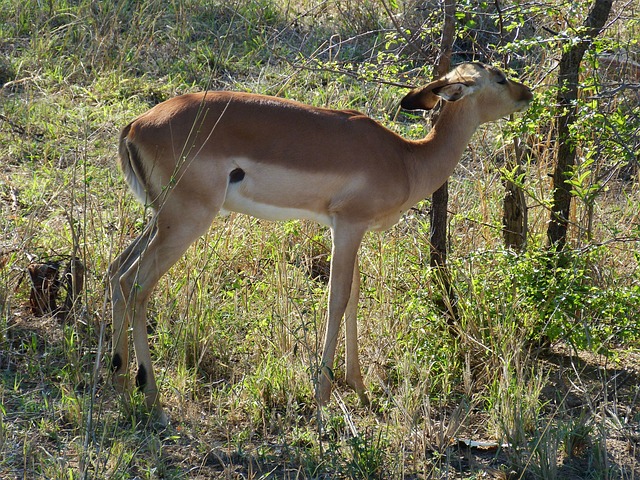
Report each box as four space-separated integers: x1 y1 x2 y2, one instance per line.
497 78 508 85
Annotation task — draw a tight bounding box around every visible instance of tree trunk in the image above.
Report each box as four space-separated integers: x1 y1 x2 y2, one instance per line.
547 0 613 249
429 0 456 268
502 141 528 250
427 0 458 324
495 0 528 250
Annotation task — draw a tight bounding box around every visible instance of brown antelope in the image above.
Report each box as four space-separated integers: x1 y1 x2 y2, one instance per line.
109 62 533 424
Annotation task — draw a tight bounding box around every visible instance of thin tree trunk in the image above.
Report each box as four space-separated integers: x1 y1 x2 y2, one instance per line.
547 0 613 249
428 0 457 323
503 168 527 249
495 0 528 250
429 0 456 268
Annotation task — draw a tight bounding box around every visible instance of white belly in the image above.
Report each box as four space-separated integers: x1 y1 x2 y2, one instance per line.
221 187 332 226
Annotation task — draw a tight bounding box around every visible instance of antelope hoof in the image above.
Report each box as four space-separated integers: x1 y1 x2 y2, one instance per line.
347 376 370 407
356 389 370 407
316 367 333 405
144 391 168 428
152 407 170 428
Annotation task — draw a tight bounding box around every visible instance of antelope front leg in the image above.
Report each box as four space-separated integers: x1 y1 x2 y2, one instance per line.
316 221 366 405
344 255 369 406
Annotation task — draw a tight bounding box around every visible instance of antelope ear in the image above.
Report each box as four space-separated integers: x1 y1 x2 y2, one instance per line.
401 80 476 111
401 79 448 111
432 83 475 102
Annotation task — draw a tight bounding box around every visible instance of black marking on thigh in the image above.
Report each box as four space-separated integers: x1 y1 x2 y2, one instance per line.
136 364 147 390
229 168 245 183
112 353 123 372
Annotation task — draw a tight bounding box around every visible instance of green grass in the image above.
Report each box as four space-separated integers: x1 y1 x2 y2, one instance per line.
1 0 639 478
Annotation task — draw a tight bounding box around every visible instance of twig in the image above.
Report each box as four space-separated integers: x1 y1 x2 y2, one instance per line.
291 61 416 89
379 0 431 62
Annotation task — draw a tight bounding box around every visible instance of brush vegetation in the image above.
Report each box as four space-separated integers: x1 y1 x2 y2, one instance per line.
1 0 639 478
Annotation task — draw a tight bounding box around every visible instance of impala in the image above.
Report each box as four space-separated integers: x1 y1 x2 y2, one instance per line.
109 62 533 424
